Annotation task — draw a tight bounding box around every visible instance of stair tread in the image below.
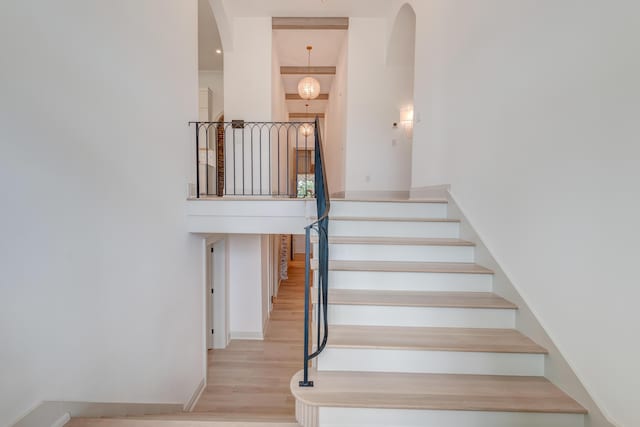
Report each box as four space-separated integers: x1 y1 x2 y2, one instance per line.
312 289 517 309
333 198 448 203
327 325 546 354
331 216 460 223
290 369 586 414
316 260 493 274
312 236 474 246
67 419 299 426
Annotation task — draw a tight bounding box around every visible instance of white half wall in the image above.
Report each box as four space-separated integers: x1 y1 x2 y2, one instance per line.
0 1 203 426
403 1 640 425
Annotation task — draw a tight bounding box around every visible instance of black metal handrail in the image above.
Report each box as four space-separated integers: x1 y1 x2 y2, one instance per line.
299 117 330 387
188 121 316 197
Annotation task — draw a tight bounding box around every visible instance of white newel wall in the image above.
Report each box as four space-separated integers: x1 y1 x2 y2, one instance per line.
403 1 640 425
324 35 348 195
0 1 203 425
344 16 414 193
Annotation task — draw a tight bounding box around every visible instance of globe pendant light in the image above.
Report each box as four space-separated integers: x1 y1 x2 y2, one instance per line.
297 46 321 100
300 103 314 137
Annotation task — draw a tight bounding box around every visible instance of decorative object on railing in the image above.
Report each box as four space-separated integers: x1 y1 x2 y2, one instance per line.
188 121 316 197
299 117 330 387
297 46 321 101
280 235 289 281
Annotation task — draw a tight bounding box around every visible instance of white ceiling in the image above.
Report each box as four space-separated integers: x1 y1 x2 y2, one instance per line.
273 29 346 66
198 0 223 71
222 0 392 18
273 28 346 115
286 99 328 114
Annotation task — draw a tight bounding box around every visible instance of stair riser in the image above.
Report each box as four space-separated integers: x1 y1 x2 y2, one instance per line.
318 408 584 427
321 305 516 328
329 220 460 238
330 201 448 219
317 243 474 263
323 271 493 292
317 348 544 376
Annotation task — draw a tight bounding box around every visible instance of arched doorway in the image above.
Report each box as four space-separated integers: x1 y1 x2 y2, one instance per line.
387 3 416 193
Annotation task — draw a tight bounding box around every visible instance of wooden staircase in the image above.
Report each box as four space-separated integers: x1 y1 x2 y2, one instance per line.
292 198 587 427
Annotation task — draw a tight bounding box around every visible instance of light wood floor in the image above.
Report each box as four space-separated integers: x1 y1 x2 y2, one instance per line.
192 255 306 421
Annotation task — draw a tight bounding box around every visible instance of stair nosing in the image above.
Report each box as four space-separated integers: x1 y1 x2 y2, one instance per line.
310 236 475 246
331 216 460 223
312 289 517 309
325 325 547 354
312 260 494 275
290 369 587 414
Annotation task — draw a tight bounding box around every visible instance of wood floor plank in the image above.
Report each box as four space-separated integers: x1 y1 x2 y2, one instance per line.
192 256 307 420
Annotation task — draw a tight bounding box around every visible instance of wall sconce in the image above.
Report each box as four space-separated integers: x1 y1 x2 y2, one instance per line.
400 106 414 138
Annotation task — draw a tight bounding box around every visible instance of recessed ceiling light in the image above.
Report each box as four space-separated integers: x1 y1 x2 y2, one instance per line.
216 49 222 54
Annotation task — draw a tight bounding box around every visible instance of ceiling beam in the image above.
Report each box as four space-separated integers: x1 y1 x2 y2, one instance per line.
281 66 336 75
286 93 329 100
289 112 325 119
272 17 349 30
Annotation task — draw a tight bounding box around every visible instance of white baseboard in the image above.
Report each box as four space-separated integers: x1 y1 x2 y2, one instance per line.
184 378 206 412
12 400 183 427
230 330 264 340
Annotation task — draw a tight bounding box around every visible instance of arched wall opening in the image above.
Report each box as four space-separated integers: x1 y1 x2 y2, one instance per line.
343 3 416 194
386 3 416 193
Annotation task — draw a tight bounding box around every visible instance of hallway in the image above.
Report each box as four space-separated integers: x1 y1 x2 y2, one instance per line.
192 254 306 421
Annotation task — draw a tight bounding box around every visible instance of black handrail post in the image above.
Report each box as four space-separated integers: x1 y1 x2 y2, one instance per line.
195 123 200 199
299 224 314 387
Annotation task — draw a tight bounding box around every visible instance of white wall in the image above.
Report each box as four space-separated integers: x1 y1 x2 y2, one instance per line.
343 16 414 193
199 71 224 120
224 17 272 121
0 1 203 426
324 35 348 195
405 1 640 425
227 235 264 339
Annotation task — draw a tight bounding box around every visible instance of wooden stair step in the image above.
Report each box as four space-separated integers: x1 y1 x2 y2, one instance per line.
313 259 493 274
312 289 517 309
290 369 586 414
327 325 547 354
311 236 474 246
67 419 299 427
331 216 460 223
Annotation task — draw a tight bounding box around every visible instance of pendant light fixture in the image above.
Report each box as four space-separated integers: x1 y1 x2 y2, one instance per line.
300 103 314 137
297 46 321 100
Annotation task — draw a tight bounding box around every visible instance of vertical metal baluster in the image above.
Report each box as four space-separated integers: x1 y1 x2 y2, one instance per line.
205 125 210 196
195 123 200 198
250 125 254 195
242 127 245 195
232 127 236 195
